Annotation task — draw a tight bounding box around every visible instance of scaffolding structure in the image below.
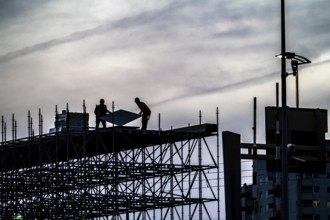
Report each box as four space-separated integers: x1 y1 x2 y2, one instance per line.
0 104 220 219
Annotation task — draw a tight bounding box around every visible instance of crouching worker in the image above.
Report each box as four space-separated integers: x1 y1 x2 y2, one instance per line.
135 97 151 130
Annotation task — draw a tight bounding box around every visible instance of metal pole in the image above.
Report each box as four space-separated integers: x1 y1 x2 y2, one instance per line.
216 107 220 220
39 108 42 135
275 83 282 219
281 0 289 219
252 98 257 185
296 69 299 108
27 111 30 138
1 116 4 144
198 110 202 220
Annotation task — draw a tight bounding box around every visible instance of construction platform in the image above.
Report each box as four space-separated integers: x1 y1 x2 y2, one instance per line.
0 123 219 219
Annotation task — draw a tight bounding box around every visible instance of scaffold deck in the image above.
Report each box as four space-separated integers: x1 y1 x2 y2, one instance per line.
0 123 219 219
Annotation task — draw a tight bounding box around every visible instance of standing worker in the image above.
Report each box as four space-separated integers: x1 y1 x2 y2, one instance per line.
135 97 151 130
94 98 111 129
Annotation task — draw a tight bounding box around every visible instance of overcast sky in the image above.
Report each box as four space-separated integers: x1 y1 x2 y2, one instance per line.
1 0 330 218
1 0 330 138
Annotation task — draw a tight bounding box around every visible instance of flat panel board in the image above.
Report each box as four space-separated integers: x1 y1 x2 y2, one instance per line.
100 109 141 126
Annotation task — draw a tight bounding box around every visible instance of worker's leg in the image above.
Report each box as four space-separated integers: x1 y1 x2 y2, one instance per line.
142 116 148 130
101 120 106 128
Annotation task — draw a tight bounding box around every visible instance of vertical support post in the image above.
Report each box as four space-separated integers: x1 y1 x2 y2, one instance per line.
111 100 118 219
14 120 17 140
198 110 202 220
4 122 6 142
12 113 17 215
66 103 70 161
28 110 31 138
83 100 87 131
112 99 117 219
160 133 163 220
222 131 242 220
216 107 220 220
296 68 299 108
252 98 257 185
1 116 4 144
38 108 43 216
170 136 174 220
275 83 282 218
55 105 58 133
188 123 192 220
181 137 184 220
252 97 258 219
27 111 30 138
66 103 69 132
39 108 43 135
12 114 15 141
158 114 162 220
280 0 289 218
112 101 115 129
31 114 34 137
253 97 257 145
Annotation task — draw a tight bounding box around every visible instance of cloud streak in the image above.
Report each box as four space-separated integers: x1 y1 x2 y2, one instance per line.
153 56 330 108
0 1 185 64
153 70 278 107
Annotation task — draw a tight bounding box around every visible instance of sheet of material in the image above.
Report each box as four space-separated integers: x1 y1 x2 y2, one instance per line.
100 109 141 126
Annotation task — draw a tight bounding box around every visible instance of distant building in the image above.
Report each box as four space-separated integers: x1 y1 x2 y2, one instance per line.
49 110 89 133
223 107 329 220
243 142 330 219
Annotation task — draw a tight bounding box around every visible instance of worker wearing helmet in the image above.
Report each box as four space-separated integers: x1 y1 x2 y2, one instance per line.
135 97 151 130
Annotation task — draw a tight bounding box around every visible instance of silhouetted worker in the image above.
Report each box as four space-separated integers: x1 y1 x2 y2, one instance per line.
135 97 151 130
94 98 111 129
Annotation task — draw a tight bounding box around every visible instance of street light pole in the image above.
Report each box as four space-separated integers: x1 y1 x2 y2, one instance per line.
279 2 311 219
280 0 289 219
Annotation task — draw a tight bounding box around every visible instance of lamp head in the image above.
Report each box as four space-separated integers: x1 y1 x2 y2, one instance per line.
276 52 296 59
291 60 298 76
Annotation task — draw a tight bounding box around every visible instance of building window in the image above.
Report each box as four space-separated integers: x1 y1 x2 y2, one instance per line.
302 214 313 219
328 187 330 193
314 186 320 193
313 200 320 207
302 200 313 207
305 173 312 179
301 185 313 193
327 201 330 207
302 214 320 220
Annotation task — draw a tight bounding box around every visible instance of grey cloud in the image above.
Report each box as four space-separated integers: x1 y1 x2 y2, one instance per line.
0 0 48 26
0 1 186 64
0 0 275 64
